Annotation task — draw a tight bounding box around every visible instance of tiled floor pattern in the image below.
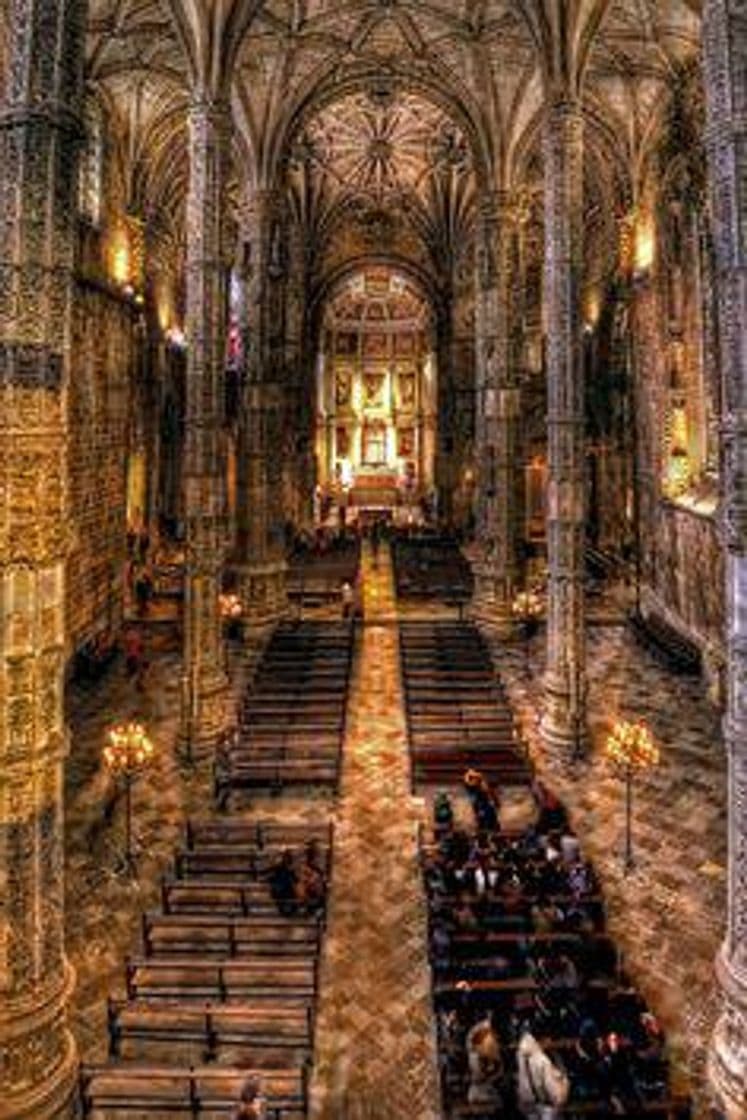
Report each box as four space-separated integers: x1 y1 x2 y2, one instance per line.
309 543 441 1120
64 577 728 1118
486 621 726 1116
64 632 263 1062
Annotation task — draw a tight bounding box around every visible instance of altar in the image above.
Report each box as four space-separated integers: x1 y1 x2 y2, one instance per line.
314 267 437 517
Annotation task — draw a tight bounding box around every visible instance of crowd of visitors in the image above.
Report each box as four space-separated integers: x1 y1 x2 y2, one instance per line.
424 773 678 1118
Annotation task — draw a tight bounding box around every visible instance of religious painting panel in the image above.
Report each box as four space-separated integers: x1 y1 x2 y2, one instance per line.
362 372 385 409
397 427 415 457
395 333 416 357
335 332 357 356
397 372 416 409
363 332 388 358
336 426 350 457
362 420 387 466
335 369 352 409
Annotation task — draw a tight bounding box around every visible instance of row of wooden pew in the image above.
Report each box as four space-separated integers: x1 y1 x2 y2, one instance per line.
80 819 333 1118
399 621 531 790
392 534 474 604
215 621 355 805
421 825 690 1119
286 538 361 606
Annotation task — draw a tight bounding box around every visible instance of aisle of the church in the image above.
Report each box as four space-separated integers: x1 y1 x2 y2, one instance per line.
309 543 441 1120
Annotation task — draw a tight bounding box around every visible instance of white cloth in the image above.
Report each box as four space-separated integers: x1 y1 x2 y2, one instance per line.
516 1031 569 1120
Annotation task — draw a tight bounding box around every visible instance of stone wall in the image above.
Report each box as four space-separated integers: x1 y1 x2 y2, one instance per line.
67 281 135 652
633 262 725 663
645 500 724 650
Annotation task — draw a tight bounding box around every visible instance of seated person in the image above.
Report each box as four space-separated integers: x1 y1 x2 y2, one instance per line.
466 1014 504 1107
296 840 325 913
516 1026 570 1119
232 1075 266 1120
630 1011 668 1098
570 1018 615 1104
433 790 454 834
269 849 298 916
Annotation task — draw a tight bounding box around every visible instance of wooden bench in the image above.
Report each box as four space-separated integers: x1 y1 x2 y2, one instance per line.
141 913 322 958
107 997 314 1061
124 955 319 1002
184 819 332 853
80 1064 307 1118
161 877 275 916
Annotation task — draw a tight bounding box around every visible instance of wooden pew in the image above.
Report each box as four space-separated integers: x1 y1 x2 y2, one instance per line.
124 955 319 1003
106 997 313 1061
80 1064 308 1118
141 913 322 958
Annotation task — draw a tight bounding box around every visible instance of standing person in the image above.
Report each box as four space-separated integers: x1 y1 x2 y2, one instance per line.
341 580 354 621
463 769 501 832
124 627 143 681
134 564 153 617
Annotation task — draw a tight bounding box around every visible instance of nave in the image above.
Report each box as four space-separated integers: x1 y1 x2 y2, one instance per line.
62 543 723 1119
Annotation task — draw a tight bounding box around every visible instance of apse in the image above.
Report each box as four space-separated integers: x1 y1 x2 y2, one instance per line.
314 265 437 520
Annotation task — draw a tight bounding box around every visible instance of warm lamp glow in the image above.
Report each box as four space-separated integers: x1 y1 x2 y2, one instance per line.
584 289 601 332
110 227 131 287
103 721 155 771
219 592 243 620
664 449 691 499
671 405 688 454
166 325 187 350
663 406 691 498
634 212 656 274
605 719 659 770
512 589 543 620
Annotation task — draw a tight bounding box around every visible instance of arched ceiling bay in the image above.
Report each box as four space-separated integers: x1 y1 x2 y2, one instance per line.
0 1 704 283
325 265 432 332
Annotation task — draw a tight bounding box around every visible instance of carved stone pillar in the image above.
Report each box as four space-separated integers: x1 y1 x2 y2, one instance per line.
472 194 521 631
540 101 588 755
179 100 231 751
236 192 287 625
0 2 87 1116
704 4 747 1115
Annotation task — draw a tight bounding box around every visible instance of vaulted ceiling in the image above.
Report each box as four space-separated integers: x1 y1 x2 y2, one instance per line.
1 1 703 287
325 265 431 331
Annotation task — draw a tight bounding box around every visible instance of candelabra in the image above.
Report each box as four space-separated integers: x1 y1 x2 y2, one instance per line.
219 591 244 640
103 721 155 877
605 719 659 874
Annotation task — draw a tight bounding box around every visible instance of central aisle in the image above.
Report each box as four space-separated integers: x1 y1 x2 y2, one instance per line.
310 542 441 1120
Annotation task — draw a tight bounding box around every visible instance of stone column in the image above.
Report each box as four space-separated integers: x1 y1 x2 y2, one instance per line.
0 2 87 1117
704 3 747 1115
472 193 521 632
179 100 231 751
540 100 588 755
236 192 287 625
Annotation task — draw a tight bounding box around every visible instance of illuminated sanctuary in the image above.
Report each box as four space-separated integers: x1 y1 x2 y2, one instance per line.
0 3 745 1120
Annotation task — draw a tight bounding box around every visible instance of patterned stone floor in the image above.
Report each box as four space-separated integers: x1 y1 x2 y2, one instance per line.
64 633 261 1062
309 543 441 1120
63 573 727 1119
487 621 726 1116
